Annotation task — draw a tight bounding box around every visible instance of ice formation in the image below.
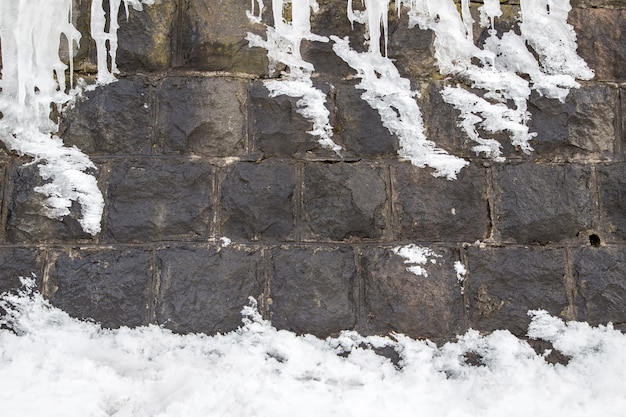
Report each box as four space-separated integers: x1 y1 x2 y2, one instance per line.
392 244 441 277
246 0 341 153
0 0 152 235
249 0 591 178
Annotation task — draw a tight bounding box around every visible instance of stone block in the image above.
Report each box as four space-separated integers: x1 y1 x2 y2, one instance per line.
105 159 213 242
573 247 626 330
494 163 594 245
61 76 153 155
178 0 268 74
467 247 568 336
0 161 4 242
388 9 438 79
6 164 97 243
154 77 247 157
156 245 264 334
47 248 153 328
269 245 356 336
569 8 626 82
361 245 466 342
116 0 176 72
334 81 398 158
528 83 618 159
220 162 296 241
0 247 45 296
392 163 490 242
598 163 626 242
302 162 388 241
249 82 327 158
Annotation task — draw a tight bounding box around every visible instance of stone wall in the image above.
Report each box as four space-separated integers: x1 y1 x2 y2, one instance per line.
1 0 625 343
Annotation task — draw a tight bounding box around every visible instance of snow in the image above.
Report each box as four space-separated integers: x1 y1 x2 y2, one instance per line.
392 244 441 277
1 278 625 416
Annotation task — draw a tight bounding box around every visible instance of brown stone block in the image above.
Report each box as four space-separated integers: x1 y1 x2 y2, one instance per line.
269 245 357 337
467 247 568 336
361 245 466 343
156 245 264 334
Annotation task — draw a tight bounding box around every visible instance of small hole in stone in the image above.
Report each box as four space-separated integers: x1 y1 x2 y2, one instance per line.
589 234 601 247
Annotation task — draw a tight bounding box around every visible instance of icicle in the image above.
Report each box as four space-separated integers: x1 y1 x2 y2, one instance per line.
247 0 340 153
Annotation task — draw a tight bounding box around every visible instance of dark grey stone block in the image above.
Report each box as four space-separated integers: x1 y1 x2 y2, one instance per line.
361 245 466 342
6 164 96 243
154 77 247 157
495 163 594 245
156 245 264 334
334 81 398 157
528 83 618 159
220 162 296 241
269 245 356 336
303 162 387 241
61 76 153 155
467 247 568 336
392 163 489 242
598 163 626 242
106 159 213 242
47 248 153 328
0 247 45 296
250 82 325 158
574 247 626 329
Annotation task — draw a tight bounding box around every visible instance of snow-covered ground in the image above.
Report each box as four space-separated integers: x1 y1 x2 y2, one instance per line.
1 279 624 417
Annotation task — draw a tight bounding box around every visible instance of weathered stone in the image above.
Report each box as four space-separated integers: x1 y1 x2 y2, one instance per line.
47 248 153 328
0 161 5 242
220 162 296 241
334 81 398 158
0 247 45 295
361 245 466 342
105 159 213 242
574 247 626 330
303 162 388 241
156 245 264 334
388 9 438 79
249 82 329 158
569 8 626 82
571 0 626 7
598 163 626 242
6 164 96 243
269 245 356 336
61 76 153 155
116 0 176 72
154 77 247 157
392 163 490 242
179 0 268 74
528 83 618 160
467 247 568 336
494 163 593 245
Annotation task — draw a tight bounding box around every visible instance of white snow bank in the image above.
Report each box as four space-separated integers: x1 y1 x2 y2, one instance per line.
2 278 625 417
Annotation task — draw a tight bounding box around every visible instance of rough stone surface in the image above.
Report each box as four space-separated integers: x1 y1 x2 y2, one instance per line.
361 246 466 342
6 164 95 243
61 76 153 155
302 163 388 241
154 77 247 157
105 159 213 242
220 162 296 241
47 248 153 328
269 245 356 336
0 247 45 295
392 163 490 242
494 163 594 245
528 83 618 160
156 245 264 334
467 247 568 336
569 8 626 82
598 163 626 242
574 247 626 330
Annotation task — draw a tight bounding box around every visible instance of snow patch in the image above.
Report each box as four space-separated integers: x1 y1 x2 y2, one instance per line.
392 244 441 277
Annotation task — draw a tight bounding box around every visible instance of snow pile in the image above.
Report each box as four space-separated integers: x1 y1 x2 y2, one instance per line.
247 0 341 153
1 278 625 416
0 0 153 235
